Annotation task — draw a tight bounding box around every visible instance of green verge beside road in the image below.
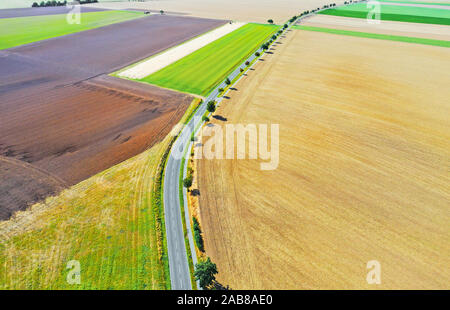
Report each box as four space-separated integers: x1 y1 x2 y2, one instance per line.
0 10 144 50
379 0 450 6
139 23 279 96
294 25 450 48
319 3 450 25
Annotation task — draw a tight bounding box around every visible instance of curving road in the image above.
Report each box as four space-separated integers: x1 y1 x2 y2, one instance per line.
162 18 300 289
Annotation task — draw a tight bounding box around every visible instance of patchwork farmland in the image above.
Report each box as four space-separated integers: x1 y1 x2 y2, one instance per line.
0 0 449 292
0 13 225 220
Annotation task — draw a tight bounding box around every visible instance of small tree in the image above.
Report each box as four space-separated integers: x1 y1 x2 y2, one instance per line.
267 19 274 24
245 60 250 66
183 176 193 191
225 78 231 85
240 68 244 73
207 101 216 113
218 87 224 93
255 52 260 57
160 10 164 15
202 115 210 122
32 2 39 7
194 257 218 289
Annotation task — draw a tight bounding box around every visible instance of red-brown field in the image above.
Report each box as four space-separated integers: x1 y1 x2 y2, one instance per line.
0 15 225 220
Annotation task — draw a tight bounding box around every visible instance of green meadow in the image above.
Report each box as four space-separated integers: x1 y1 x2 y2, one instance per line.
139 23 278 96
379 0 450 6
0 10 144 50
319 3 450 25
294 25 450 48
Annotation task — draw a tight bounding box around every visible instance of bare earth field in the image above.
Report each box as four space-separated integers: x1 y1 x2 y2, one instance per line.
0 15 225 220
87 0 347 23
301 14 450 41
195 29 450 289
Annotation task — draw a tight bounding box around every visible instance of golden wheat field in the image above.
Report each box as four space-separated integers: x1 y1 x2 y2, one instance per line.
194 29 450 289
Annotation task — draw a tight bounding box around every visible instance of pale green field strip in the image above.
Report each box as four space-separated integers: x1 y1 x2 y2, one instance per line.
139 23 278 96
319 3 450 25
0 10 144 50
379 0 450 6
294 25 450 47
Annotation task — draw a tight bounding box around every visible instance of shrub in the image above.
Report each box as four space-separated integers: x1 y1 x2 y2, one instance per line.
192 217 204 252
267 19 274 24
245 60 250 66
207 101 216 113
183 175 193 190
202 115 210 122
218 87 224 93
240 68 244 73
225 78 231 85
255 52 260 57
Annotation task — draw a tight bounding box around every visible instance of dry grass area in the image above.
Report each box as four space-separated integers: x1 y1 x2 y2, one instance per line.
0 100 199 289
195 29 450 289
87 0 346 23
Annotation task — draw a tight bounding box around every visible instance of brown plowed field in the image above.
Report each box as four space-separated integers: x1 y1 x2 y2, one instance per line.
195 29 450 289
0 15 225 220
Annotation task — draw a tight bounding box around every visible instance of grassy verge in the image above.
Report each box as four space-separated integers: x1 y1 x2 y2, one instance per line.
0 10 144 50
379 0 450 6
139 23 278 96
294 25 450 47
179 147 197 288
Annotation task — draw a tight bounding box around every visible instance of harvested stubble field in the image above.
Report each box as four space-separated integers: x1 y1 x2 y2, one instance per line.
0 100 200 289
0 14 225 220
87 0 348 24
140 23 278 96
195 29 450 289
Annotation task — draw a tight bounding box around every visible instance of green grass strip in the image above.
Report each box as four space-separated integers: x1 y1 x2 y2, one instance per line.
294 25 450 47
325 3 450 17
319 3 450 25
139 23 278 96
0 10 144 50
319 9 450 25
379 0 450 6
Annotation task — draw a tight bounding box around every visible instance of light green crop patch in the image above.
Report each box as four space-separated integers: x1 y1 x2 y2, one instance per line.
294 25 450 48
0 10 144 50
138 23 278 96
319 3 450 25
